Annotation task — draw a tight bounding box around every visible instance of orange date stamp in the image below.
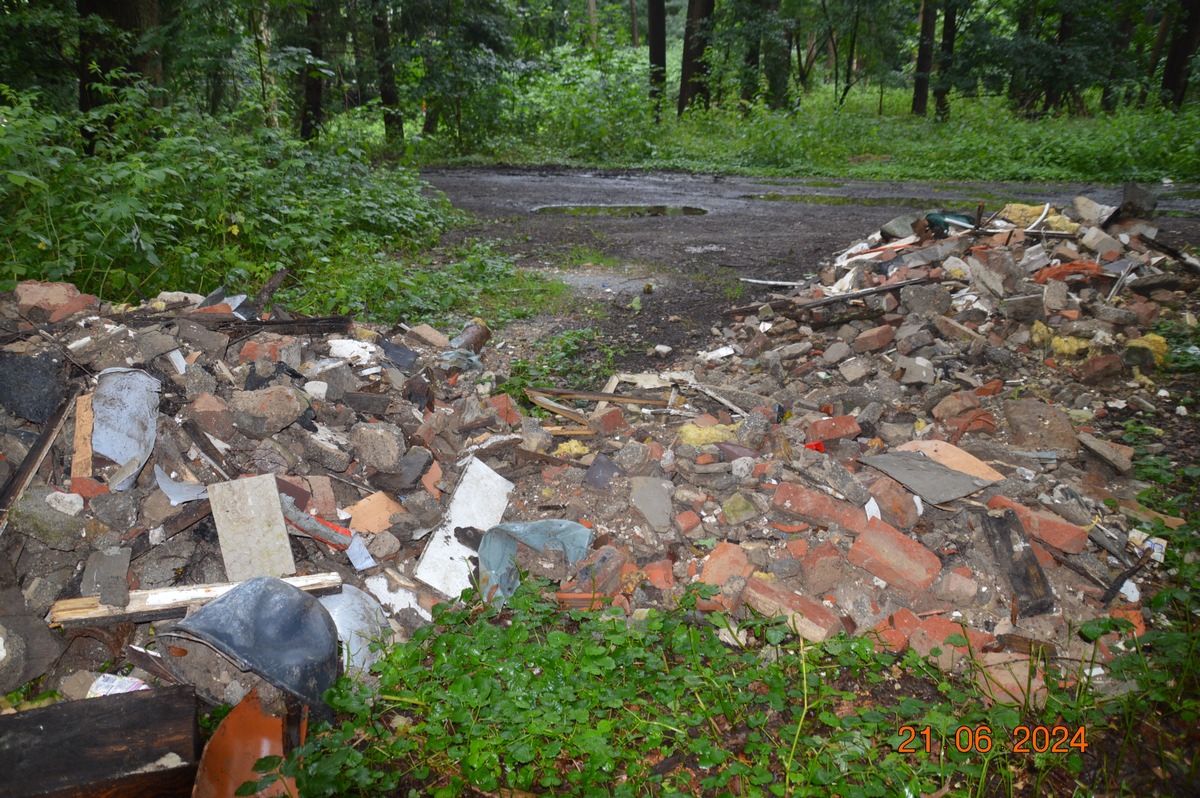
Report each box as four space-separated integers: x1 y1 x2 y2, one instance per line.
897 725 1088 754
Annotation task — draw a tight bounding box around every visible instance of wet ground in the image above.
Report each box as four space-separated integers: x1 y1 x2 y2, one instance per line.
422 166 1200 370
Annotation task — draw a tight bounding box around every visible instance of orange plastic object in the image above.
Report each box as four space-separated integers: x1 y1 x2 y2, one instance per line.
193 689 304 798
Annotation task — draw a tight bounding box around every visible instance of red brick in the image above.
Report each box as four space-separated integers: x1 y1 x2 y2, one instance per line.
987 496 1088 554
675 510 702 535
864 474 918 530
873 626 910 653
806 415 862 444
697 542 753 611
743 332 772 358
238 333 301 366
742 577 842 642
889 608 921 636
488 393 522 426
643 559 675 590
15 280 81 320
70 476 109 502
919 615 994 653
187 392 235 440
695 453 716 465
771 482 866 531
693 413 720 427
935 568 979 603
1079 354 1124 385
853 324 895 353
590 407 630 434
974 653 1047 708
1127 300 1160 327
47 293 98 324
847 521 940 592
1110 607 1145 637
932 391 981 422
799 541 844 594
785 538 810 559
1030 541 1056 569
646 441 665 461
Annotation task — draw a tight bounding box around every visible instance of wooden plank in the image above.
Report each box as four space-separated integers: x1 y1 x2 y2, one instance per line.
70 392 94 481
48 572 342 627
525 391 590 426
542 427 596 437
527 387 669 407
0 684 198 798
982 508 1055 618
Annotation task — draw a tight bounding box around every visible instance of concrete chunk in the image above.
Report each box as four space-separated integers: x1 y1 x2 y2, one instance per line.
209 473 296 581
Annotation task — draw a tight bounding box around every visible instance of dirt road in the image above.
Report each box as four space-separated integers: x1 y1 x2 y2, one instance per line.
421 166 1200 368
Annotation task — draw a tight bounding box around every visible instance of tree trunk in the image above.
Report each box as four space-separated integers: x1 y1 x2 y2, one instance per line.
911 0 936 116
838 8 859 107
677 0 715 114
1139 11 1173 106
1100 0 1135 112
740 27 760 105
1008 6 1038 115
250 1 278 126
933 0 956 120
77 0 160 153
371 0 403 143
648 0 666 116
629 0 639 47
347 0 368 109
300 3 324 141
1043 10 1074 112
77 0 160 113
762 1 789 109
1161 0 1200 108
588 0 598 47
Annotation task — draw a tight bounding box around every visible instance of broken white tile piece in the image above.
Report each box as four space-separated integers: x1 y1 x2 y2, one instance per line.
209 473 295 581
413 457 513 600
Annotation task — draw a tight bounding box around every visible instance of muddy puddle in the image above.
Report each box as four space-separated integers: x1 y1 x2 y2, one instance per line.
533 204 708 217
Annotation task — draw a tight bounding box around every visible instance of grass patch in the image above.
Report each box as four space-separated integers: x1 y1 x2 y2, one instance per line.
563 244 622 269
497 327 625 408
277 241 570 330
244 575 1194 797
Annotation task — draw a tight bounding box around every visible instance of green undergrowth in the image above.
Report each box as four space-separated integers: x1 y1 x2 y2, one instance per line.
276 240 571 329
400 47 1200 183
497 327 625 408
240 571 1199 798
0 86 452 305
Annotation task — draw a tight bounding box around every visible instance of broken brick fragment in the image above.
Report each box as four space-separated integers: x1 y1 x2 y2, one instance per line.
771 482 866 532
847 520 940 592
742 577 841 642
806 415 861 444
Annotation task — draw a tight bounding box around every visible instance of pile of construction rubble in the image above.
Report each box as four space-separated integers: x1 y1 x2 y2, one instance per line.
1 184 1198 757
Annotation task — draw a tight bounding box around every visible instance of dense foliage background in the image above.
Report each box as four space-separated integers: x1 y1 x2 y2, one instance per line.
2 0 1199 302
